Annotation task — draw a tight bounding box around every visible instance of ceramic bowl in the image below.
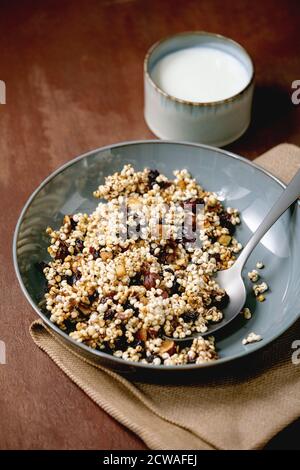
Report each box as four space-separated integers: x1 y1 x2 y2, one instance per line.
144 32 255 147
13 141 300 378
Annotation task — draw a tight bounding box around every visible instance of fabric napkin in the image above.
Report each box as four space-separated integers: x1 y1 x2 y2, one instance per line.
30 143 300 450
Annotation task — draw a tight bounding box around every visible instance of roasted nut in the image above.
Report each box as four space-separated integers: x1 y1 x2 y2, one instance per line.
116 262 126 278
218 234 232 246
100 251 113 261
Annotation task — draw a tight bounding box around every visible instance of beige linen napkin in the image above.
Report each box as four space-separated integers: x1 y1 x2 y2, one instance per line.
30 143 300 450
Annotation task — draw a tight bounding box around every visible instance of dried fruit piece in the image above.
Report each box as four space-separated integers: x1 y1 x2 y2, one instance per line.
104 309 115 320
148 169 160 188
74 239 84 254
219 212 235 235
136 327 147 342
55 241 69 261
181 311 198 323
89 246 100 259
143 272 160 289
159 340 176 355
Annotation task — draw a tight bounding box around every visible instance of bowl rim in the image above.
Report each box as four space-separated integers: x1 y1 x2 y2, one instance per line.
13 139 299 372
144 31 255 107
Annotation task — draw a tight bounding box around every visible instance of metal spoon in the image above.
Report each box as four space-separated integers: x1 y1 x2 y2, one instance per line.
170 167 300 342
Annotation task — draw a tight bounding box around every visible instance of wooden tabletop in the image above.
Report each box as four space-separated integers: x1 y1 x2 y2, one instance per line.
1 0 300 450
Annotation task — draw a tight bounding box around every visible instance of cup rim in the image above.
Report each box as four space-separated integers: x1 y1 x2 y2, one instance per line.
144 31 255 107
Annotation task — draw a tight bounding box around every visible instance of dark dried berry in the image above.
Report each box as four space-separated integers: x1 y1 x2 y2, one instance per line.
64 319 76 335
219 212 235 235
158 240 178 264
89 246 100 259
100 293 115 304
129 274 143 286
104 309 115 320
170 278 181 295
148 328 159 339
213 292 230 309
55 242 69 261
131 339 143 348
164 268 174 274
148 169 160 188
88 290 99 303
160 290 169 299
114 335 128 352
143 272 160 290
146 354 156 363
182 311 199 323
214 253 221 262
62 273 80 285
123 301 139 315
158 180 171 189
74 239 84 254
69 216 77 230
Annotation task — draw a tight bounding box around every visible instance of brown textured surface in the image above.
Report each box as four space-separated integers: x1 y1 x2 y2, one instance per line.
0 0 300 450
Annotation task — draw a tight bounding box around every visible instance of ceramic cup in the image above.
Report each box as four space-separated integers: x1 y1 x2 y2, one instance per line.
144 32 255 147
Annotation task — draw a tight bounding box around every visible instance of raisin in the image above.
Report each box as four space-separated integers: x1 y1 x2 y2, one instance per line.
143 272 160 289
74 239 84 254
55 241 69 261
69 216 77 230
146 354 156 363
148 328 159 339
114 334 128 352
88 290 99 303
104 309 115 320
100 293 115 304
170 278 181 295
158 240 178 264
131 339 143 348
213 292 230 309
219 212 235 235
160 290 169 299
89 246 99 259
182 311 199 323
148 169 160 188
158 180 171 189
123 301 139 315
129 274 143 286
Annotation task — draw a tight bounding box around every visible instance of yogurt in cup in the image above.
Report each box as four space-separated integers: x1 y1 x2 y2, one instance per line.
144 32 255 147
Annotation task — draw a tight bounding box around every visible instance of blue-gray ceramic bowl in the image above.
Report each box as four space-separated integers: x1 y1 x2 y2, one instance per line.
13 141 300 378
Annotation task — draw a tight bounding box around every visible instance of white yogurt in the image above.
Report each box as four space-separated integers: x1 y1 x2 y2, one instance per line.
151 46 250 103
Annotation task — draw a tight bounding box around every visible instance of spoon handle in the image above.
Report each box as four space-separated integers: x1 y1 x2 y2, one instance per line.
235 167 300 271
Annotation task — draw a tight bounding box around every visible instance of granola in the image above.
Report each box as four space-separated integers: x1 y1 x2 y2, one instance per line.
42 164 243 366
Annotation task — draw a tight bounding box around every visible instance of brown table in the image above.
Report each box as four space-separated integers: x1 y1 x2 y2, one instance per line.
1 0 300 450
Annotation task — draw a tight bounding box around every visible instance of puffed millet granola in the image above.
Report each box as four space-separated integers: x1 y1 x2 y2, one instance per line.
253 282 268 297
42 164 242 366
241 307 252 320
248 269 259 282
242 332 262 345
256 261 264 269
